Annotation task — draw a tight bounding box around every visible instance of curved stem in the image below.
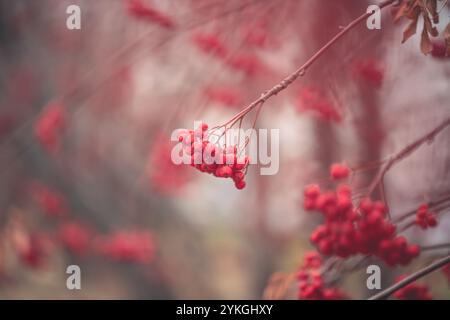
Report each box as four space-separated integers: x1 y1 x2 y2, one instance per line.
366 118 450 196
368 254 450 300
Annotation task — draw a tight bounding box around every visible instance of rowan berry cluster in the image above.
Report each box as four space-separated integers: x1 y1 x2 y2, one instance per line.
27 182 156 265
296 252 348 300
296 87 342 123
58 221 92 256
31 183 69 218
304 164 420 266
148 138 191 194
14 233 51 268
415 204 438 229
177 123 249 190
352 59 384 87
126 0 175 29
192 33 266 77
34 102 66 153
95 231 155 263
393 275 432 300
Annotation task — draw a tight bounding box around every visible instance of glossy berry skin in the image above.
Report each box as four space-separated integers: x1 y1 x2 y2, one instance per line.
330 163 350 180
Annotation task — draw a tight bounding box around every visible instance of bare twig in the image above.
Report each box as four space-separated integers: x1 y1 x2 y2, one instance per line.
366 118 450 196
368 254 450 300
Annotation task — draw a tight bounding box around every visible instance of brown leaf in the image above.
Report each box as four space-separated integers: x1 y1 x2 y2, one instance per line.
393 2 410 22
405 4 421 19
420 27 433 55
425 0 439 24
423 14 438 37
402 18 419 43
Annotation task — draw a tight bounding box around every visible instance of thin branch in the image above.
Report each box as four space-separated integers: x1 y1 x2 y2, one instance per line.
393 193 450 223
367 117 450 196
368 254 450 300
421 243 450 251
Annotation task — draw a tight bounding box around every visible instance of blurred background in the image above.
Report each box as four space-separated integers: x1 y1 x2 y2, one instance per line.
0 0 449 299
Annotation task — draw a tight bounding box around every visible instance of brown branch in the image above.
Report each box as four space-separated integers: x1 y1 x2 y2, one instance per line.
367 117 450 196
368 254 450 300
222 0 397 128
421 243 450 251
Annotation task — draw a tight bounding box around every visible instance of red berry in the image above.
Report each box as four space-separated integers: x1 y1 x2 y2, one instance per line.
330 163 350 180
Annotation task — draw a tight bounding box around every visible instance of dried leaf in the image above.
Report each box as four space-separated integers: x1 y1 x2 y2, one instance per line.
425 0 439 24
420 27 433 55
423 14 438 37
405 4 421 19
402 18 419 43
394 2 410 22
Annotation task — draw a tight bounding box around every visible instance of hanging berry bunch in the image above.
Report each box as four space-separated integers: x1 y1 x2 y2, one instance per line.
304 163 421 266
177 122 249 190
296 252 349 300
415 203 438 229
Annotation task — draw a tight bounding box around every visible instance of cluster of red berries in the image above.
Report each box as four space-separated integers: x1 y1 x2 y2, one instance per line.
352 59 384 87
57 221 155 264
14 233 52 268
304 165 420 266
31 183 69 218
192 33 266 77
58 221 92 256
415 204 438 229
204 86 243 109
177 123 249 190
296 87 342 123
296 252 348 300
126 0 175 29
228 53 266 77
95 231 155 263
192 33 228 58
393 275 432 300
27 182 155 265
34 102 66 153
243 26 269 48
148 138 192 195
